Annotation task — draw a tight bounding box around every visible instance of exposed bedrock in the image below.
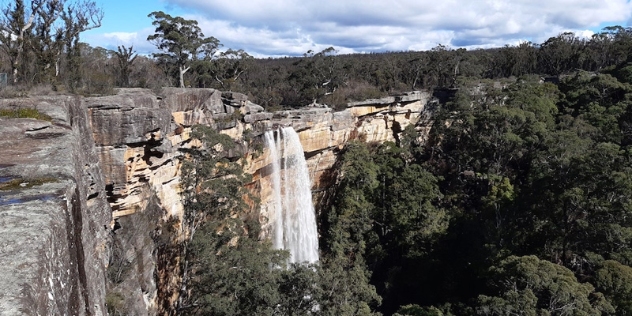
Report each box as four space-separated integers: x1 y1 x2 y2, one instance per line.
86 88 434 225
0 97 111 315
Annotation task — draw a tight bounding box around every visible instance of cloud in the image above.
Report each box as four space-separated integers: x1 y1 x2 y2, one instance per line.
103 32 138 43
86 0 632 57
84 28 157 55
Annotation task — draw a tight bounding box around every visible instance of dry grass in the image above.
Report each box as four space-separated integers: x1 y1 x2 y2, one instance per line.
0 107 52 121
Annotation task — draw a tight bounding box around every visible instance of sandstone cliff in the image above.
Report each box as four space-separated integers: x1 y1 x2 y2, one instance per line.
87 89 433 222
0 88 435 315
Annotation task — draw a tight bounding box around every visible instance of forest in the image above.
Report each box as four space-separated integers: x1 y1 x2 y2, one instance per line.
2 1 632 315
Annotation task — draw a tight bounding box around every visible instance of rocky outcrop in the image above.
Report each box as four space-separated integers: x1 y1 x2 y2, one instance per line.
250 91 433 229
0 97 111 315
84 87 433 221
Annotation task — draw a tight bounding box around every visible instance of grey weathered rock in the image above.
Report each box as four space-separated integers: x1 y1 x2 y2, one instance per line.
221 91 248 108
159 88 224 114
331 110 355 131
88 106 172 146
0 97 111 316
244 112 274 123
243 101 264 114
396 91 424 103
348 96 396 107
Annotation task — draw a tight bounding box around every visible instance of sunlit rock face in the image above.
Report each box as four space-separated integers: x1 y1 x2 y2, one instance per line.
87 88 432 223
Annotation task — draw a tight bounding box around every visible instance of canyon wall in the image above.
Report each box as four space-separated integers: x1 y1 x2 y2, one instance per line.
0 88 435 314
88 87 434 314
87 88 433 222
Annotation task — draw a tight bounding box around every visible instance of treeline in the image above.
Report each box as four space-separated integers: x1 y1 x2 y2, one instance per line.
0 0 111 93
1 5 631 110
239 27 632 109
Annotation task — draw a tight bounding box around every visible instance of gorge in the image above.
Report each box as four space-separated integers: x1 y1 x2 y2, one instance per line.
0 87 432 315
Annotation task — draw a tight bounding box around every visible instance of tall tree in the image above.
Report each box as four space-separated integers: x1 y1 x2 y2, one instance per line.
60 0 103 90
0 0 42 84
0 0 103 86
147 11 220 88
114 45 137 87
476 255 614 315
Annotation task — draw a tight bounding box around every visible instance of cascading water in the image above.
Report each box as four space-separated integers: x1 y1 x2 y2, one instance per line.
264 127 319 264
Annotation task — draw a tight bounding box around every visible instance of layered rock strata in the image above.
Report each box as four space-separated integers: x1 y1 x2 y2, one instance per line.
86 88 433 223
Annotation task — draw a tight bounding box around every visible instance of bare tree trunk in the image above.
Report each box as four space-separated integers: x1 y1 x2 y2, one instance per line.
12 6 38 84
179 65 189 88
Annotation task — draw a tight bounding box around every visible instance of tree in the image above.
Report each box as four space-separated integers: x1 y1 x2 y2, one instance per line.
287 47 347 105
594 260 632 315
210 48 253 90
0 0 41 84
176 125 251 312
0 0 103 86
147 11 220 88
324 141 379 259
476 255 613 315
114 45 137 87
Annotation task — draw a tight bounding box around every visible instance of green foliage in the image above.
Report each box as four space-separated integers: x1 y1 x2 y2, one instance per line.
326 141 379 259
476 255 614 316
147 11 221 88
0 108 52 121
286 47 347 106
114 45 138 87
594 260 632 315
316 257 382 316
395 305 444 316
186 226 289 315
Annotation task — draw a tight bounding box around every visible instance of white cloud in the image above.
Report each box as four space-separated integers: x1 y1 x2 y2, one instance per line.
86 0 632 57
103 32 138 43
84 28 156 55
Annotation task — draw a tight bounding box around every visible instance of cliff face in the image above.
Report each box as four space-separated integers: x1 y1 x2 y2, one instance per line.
0 88 435 315
0 97 111 315
251 91 434 233
87 89 433 221
86 88 433 314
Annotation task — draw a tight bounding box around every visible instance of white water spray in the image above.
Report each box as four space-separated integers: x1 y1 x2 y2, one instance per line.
264 127 319 264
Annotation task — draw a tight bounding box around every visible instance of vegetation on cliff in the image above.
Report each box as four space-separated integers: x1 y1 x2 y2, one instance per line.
167 60 632 315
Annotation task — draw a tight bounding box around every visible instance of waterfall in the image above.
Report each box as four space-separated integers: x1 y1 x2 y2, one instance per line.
264 127 319 264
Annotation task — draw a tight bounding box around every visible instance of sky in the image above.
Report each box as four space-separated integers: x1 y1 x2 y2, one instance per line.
82 0 632 58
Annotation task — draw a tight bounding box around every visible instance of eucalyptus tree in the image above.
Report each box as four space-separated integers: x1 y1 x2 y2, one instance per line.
114 45 137 87
147 11 220 88
0 0 102 86
0 0 41 84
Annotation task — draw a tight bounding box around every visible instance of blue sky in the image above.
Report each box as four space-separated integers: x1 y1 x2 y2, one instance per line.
83 0 632 57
